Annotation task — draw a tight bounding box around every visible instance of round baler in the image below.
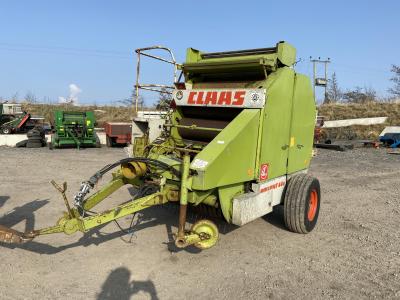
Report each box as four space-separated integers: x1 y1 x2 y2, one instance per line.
0 42 320 250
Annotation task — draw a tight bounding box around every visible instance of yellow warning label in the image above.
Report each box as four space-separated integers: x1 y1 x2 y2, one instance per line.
290 137 295 147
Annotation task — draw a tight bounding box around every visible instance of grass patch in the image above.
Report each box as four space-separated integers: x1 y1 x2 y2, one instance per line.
318 102 400 140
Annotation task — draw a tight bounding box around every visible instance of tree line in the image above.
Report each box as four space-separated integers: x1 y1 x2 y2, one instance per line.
324 65 400 104
2 65 399 107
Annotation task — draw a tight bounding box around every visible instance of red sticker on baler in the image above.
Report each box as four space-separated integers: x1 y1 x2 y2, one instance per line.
259 164 269 181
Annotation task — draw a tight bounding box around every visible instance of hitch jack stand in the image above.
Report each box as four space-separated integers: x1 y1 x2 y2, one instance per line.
51 180 74 218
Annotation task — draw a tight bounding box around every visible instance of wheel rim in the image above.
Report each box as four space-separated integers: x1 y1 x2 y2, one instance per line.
307 189 318 221
190 219 219 249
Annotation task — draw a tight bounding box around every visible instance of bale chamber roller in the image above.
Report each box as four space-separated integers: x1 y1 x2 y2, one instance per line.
0 42 321 250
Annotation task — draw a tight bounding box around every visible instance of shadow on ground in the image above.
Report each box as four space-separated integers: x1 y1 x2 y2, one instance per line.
0 195 10 208
97 267 158 300
262 205 287 231
0 198 49 232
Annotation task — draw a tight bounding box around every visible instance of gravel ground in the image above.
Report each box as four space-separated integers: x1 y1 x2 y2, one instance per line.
0 146 399 299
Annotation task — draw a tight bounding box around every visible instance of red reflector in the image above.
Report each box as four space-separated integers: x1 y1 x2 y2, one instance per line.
174 82 186 90
170 99 177 109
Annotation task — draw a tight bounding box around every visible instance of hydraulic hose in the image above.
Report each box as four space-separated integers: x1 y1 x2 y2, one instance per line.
98 157 181 178
73 157 181 209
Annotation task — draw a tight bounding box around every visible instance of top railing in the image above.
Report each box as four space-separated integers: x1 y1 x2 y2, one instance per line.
134 46 181 112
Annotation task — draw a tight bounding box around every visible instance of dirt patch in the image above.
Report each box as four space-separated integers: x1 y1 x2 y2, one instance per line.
0 147 399 299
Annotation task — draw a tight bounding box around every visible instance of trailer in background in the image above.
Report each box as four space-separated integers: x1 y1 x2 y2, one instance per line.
104 122 132 147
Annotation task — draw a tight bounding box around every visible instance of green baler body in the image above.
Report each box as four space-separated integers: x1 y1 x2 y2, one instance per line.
52 111 97 148
144 42 316 223
0 43 318 246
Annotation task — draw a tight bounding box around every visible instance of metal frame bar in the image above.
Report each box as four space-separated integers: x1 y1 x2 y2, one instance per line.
139 84 174 95
34 191 167 236
134 46 181 112
150 144 201 153
201 46 277 59
164 123 223 132
176 154 190 245
83 177 125 210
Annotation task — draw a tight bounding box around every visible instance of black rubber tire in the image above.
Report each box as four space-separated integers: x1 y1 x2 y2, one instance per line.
27 132 40 138
28 136 43 141
1 127 12 134
26 141 42 148
16 139 29 147
34 126 44 134
283 174 321 234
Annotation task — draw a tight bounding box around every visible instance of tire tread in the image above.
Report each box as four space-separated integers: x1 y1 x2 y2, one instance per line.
283 173 320 234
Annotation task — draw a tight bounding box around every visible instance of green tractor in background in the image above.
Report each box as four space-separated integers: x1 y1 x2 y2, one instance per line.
50 111 99 149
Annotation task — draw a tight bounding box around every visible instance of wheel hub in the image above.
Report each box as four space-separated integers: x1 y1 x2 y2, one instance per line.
307 189 318 221
190 219 219 249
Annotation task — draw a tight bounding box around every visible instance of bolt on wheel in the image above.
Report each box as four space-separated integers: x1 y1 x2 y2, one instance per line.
190 219 219 249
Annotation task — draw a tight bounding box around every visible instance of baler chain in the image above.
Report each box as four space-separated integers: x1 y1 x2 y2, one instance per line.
190 204 223 219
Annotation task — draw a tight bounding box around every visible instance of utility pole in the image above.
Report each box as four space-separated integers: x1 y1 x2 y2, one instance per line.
310 57 330 103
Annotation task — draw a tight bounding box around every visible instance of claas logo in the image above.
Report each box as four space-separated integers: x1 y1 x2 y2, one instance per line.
187 90 245 106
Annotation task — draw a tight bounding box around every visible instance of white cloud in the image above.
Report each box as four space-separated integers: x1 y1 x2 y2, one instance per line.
58 83 82 105
58 96 67 103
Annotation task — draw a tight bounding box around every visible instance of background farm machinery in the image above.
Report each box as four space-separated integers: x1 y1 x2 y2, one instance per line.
50 110 98 149
0 103 46 134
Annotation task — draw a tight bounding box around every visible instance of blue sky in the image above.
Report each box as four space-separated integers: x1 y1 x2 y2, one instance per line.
0 1 399 105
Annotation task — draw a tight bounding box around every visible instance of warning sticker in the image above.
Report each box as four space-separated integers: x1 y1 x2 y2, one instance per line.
191 158 209 169
259 163 269 181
